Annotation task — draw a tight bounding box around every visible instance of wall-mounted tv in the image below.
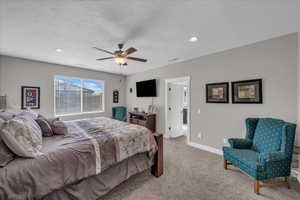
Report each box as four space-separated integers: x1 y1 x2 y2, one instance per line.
136 79 157 97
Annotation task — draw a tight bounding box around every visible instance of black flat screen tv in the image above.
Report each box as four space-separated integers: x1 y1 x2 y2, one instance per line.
136 79 157 97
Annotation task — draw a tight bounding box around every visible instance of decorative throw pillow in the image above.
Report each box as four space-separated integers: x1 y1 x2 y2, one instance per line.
0 119 15 167
37 114 59 125
0 116 43 158
51 120 68 135
0 112 16 121
35 118 54 137
47 117 60 125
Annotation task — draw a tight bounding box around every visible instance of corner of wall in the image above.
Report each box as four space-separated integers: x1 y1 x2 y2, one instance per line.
297 32 300 181
297 32 300 146
0 55 2 94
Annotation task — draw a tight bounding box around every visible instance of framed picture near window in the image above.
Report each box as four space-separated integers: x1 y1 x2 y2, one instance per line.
206 82 229 103
21 86 40 109
231 79 262 104
113 90 119 103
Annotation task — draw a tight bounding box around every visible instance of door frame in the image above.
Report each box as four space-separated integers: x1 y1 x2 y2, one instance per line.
165 76 191 144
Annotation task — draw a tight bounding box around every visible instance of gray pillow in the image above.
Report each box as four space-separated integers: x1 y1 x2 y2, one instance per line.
0 112 16 121
0 119 15 167
1 116 43 158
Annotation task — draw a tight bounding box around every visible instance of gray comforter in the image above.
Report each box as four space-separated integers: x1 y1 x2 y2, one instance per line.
0 117 157 200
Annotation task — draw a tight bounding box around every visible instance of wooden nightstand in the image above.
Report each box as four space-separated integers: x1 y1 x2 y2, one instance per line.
128 112 156 133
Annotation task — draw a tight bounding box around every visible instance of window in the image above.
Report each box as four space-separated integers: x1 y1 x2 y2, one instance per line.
54 76 104 116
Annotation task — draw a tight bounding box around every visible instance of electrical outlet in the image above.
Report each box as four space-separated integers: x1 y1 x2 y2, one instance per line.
223 138 228 144
198 132 202 139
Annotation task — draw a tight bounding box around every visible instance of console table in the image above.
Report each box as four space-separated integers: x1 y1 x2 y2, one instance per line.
128 112 156 133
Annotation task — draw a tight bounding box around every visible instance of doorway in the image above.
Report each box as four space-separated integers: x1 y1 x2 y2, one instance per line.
165 76 190 143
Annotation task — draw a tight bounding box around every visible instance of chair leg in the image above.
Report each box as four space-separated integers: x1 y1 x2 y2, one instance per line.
224 160 228 170
254 180 260 195
285 177 290 189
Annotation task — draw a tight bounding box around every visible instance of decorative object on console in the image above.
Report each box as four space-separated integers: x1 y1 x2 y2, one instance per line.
113 90 119 103
129 112 156 133
232 79 262 104
148 105 158 114
21 86 40 109
0 96 7 111
206 82 229 103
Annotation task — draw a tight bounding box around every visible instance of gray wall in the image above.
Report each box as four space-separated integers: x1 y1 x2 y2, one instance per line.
0 56 126 120
298 32 300 174
126 33 298 150
298 32 300 145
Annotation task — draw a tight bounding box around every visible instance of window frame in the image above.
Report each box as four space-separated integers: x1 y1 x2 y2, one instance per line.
54 75 105 117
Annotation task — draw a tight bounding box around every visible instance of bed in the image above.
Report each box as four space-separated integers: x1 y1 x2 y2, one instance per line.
0 117 163 200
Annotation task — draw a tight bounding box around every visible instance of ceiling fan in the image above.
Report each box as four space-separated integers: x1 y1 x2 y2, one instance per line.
93 44 147 66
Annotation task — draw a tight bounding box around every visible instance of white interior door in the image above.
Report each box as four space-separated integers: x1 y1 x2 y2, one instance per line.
167 83 186 138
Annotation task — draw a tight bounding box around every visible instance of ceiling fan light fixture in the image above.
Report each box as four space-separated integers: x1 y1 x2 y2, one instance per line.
115 57 126 65
189 36 198 42
55 48 63 52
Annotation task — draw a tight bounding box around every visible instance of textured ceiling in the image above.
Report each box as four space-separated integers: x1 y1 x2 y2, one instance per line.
1 0 300 75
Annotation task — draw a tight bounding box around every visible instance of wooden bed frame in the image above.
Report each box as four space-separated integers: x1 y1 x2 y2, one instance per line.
151 133 163 177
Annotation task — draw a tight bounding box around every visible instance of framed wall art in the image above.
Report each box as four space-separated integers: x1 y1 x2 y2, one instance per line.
231 79 262 104
113 90 119 103
206 82 229 103
21 86 40 109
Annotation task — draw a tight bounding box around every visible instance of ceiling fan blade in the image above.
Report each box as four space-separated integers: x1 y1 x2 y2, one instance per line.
125 47 137 55
93 47 114 55
127 57 147 62
96 57 114 61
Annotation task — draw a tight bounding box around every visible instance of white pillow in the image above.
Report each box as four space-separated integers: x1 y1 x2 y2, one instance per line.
0 116 43 158
18 108 39 120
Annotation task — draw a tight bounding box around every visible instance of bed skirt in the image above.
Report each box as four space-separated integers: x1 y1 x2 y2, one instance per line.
42 152 153 200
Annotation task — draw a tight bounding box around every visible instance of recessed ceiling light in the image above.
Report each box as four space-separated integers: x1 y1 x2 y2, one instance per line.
55 48 63 52
189 36 198 42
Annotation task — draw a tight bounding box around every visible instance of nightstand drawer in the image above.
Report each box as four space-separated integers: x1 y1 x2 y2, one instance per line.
138 120 147 126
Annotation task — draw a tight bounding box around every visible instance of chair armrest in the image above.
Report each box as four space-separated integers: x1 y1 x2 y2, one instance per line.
258 152 287 164
228 138 252 149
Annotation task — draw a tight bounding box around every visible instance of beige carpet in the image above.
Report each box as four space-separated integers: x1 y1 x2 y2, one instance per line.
100 137 300 200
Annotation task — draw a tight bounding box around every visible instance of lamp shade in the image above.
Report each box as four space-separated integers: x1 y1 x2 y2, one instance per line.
0 96 6 111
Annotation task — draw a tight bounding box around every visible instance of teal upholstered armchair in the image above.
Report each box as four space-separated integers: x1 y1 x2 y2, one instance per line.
112 106 127 121
223 118 296 195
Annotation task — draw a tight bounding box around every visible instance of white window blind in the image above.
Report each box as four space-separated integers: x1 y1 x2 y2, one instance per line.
55 77 104 116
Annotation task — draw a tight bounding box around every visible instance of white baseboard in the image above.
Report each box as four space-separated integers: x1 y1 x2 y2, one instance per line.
291 169 300 182
188 142 223 156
